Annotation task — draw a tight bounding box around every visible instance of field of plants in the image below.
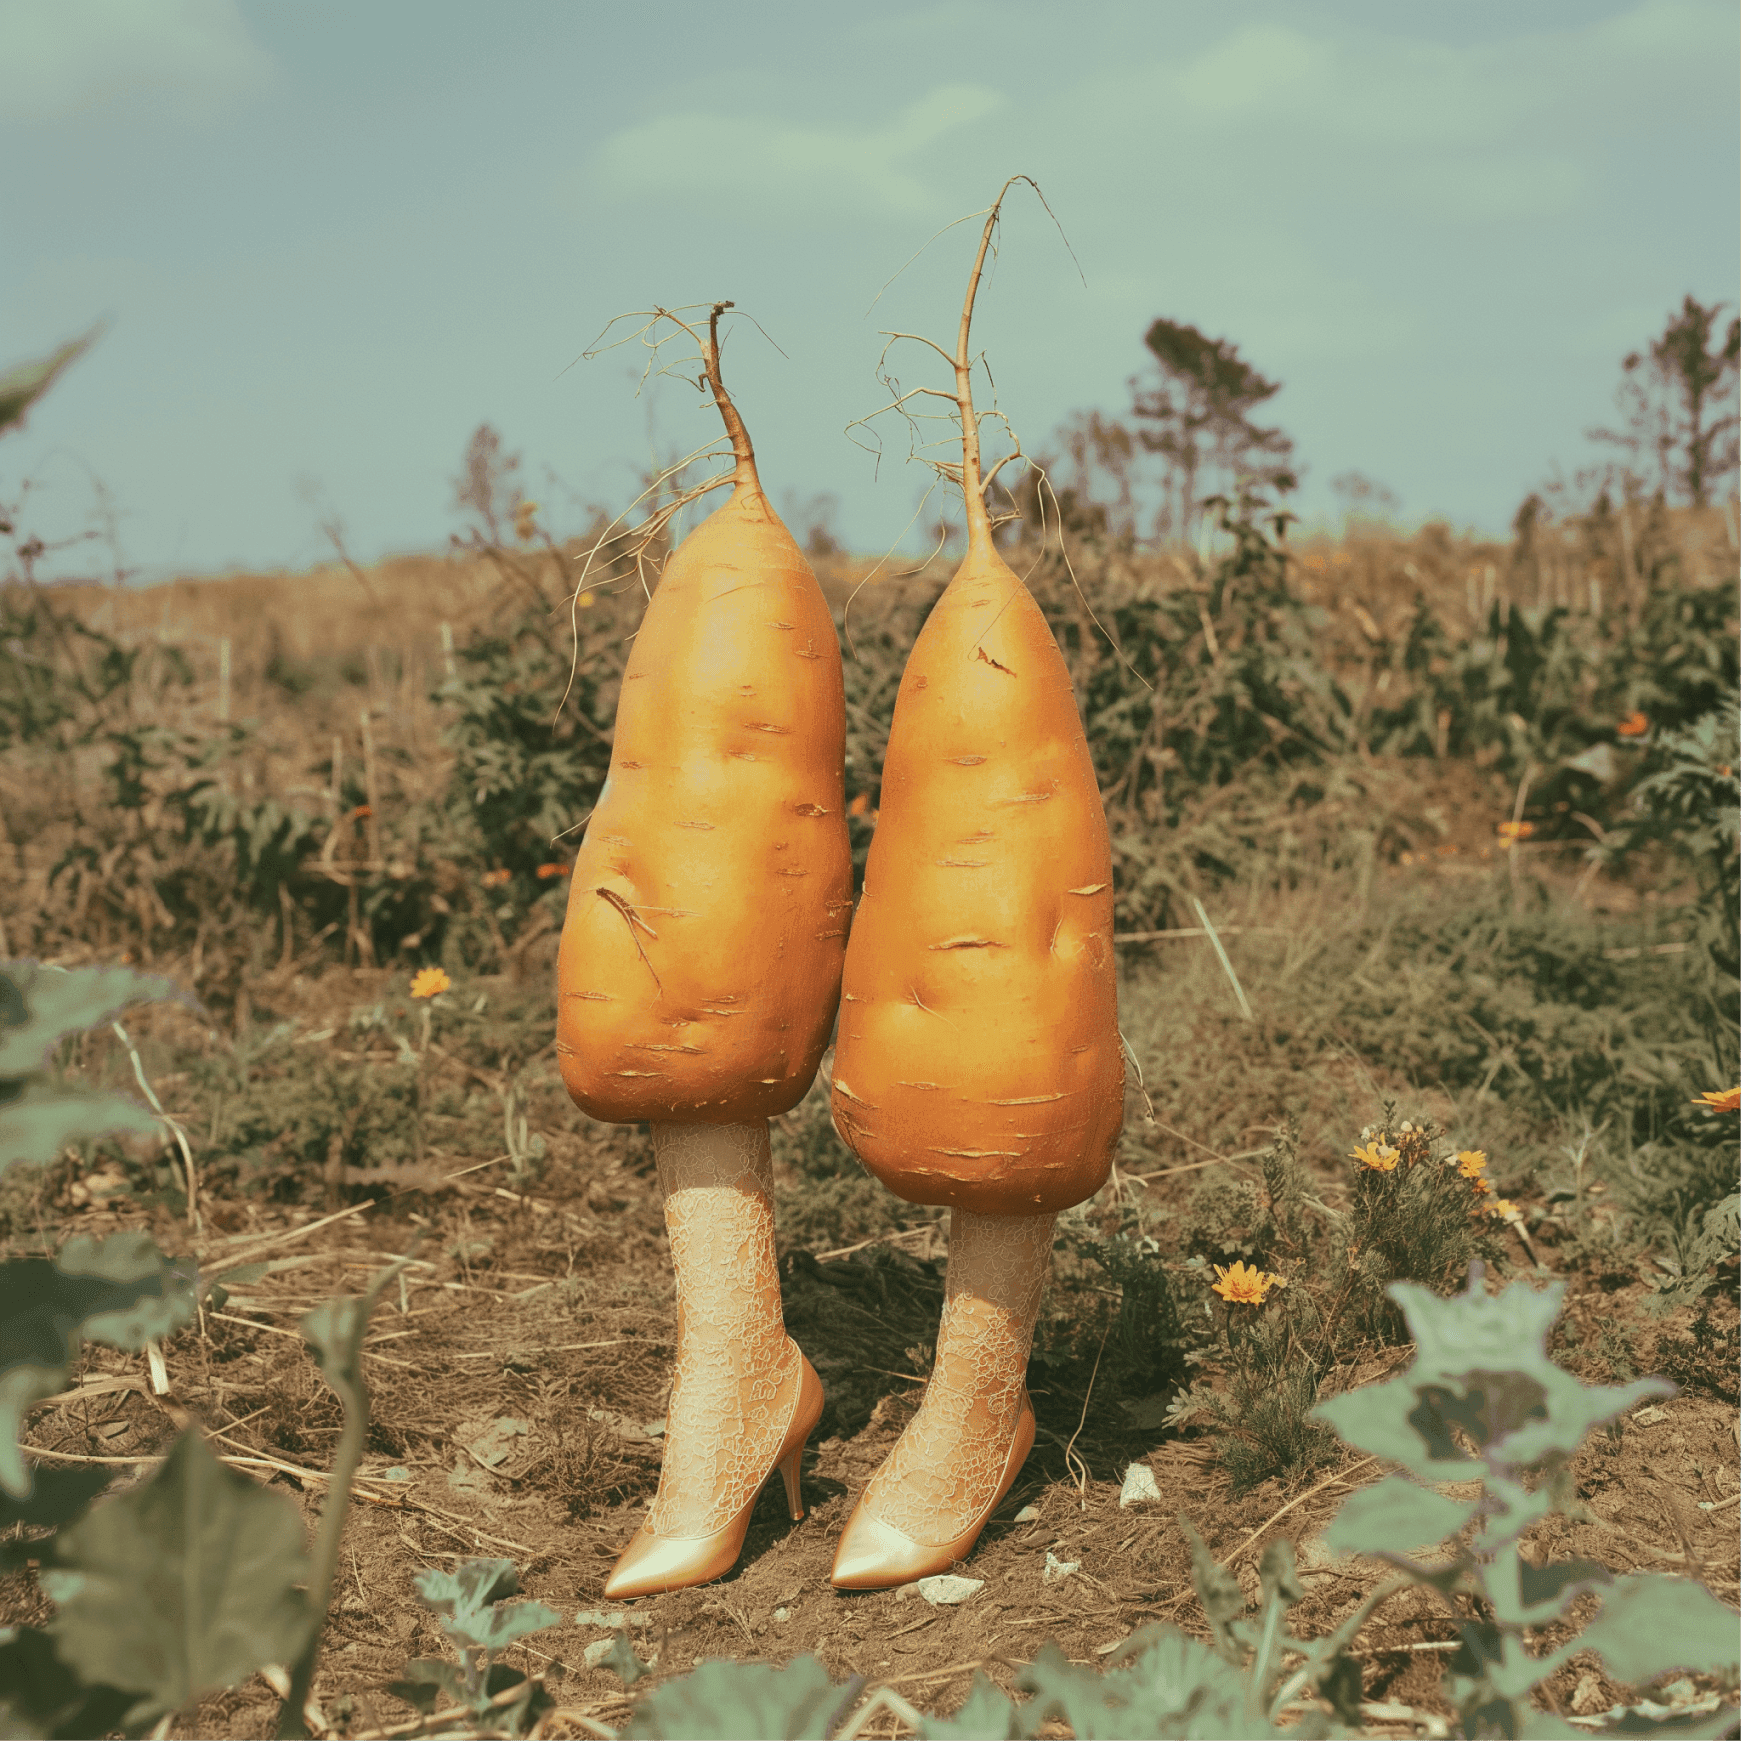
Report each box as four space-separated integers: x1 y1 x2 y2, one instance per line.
2 327 1739 1736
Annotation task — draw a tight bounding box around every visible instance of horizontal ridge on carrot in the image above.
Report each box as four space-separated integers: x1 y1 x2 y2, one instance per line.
830 182 1125 1215
556 304 852 1124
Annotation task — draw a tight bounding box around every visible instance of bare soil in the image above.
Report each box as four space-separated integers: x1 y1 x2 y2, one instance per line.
9 970 1737 1739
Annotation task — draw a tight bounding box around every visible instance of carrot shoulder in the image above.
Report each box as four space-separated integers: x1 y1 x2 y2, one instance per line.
557 314 851 1124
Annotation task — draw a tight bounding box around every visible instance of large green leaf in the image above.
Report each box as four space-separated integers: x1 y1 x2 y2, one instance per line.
0 1367 66 1503
43 1431 313 1725
0 330 99 438
0 1465 110 1534
1572 1574 1741 1683
54 1233 197 1351
1325 1474 1479 1558
1017 1634 1261 1740
0 964 179 1078
0 1088 162 1175
624 1657 860 1741
412 1558 557 1654
915 1672 1021 1740
0 1235 195 1498
0 1624 137 1741
1315 1270 1672 1476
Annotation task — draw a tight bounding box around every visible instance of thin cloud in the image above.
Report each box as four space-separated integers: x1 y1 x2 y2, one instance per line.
0 0 271 126
590 82 1009 219
1083 0 1735 223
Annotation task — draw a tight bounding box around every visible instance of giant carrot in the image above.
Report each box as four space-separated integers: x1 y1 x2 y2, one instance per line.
830 189 1125 1215
557 307 852 1123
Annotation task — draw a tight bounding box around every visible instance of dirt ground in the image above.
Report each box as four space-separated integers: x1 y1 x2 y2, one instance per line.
8 967 1739 1739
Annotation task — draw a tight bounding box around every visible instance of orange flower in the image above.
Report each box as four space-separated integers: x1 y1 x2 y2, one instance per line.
1496 820 1534 841
1211 1261 1287 1305
480 868 512 888
1457 1150 1489 1179
352 804 373 820
410 967 451 999
1616 712 1649 738
535 862 570 880
1351 1141 1400 1172
1692 1087 1741 1113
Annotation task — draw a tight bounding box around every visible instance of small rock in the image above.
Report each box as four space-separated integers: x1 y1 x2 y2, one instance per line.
1013 1504 1041 1523
574 1609 651 1631
1119 1463 1163 1507
1631 1405 1668 1426
917 1575 984 1606
380 1466 412 1483
1570 1673 1606 1715
773 1607 791 1623
1042 1551 1080 1584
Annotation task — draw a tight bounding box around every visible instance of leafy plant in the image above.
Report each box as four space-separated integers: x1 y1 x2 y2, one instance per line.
1316 1265 1740 1738
1173 1111 1504 1489
385 1557 558 1738
0 959 413 1738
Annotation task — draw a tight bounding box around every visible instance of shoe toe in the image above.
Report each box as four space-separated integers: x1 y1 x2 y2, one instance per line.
829 1506 937 1590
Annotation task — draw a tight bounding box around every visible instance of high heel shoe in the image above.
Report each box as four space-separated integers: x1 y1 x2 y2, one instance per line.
602 1345 823 1600
830 1392 1035 1590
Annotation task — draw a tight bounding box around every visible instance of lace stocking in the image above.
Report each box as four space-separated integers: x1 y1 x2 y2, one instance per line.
859 1208 1055 1545
646 1120 798 1537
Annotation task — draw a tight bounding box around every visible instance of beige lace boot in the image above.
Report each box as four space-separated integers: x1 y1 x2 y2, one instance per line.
602 1121 822 1598
831 1208 1054 1587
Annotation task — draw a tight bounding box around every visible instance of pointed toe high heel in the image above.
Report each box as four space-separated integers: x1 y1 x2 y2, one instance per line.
830 1393 1035 1590
603 1347 823 1601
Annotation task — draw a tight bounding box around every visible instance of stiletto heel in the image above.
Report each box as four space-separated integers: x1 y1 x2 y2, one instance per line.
831 1392 1035 1590
603 1345 823 1600
778 1443 806 1521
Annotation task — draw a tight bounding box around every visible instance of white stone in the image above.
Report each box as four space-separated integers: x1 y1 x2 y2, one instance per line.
1119 1463 1163 1507
773 1607 791 1623
1042 1551 1080 1584
917 1575 984 1605
1013 1504 1041 1523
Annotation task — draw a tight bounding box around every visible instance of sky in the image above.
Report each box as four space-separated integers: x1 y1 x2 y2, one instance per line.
3 0 1737 583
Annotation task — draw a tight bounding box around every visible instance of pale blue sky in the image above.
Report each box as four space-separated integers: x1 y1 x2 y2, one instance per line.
3 0 1737 582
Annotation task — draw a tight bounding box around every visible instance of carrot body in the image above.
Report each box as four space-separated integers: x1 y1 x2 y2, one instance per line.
557 473 851 1124
829 523 1124 1214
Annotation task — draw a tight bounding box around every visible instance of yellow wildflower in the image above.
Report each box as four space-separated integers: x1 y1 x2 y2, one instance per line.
1457 1150 1489 1179
1351 1141 1400 1172
1496 819 1535 841
1211 1261 1286 1305
410 966 451 999
1692 1087 1741 1113
1485 1198 1519 1219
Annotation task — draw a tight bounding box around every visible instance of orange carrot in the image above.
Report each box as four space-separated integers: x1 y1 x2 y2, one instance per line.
830 188 1124 1214
557 307 852 1123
